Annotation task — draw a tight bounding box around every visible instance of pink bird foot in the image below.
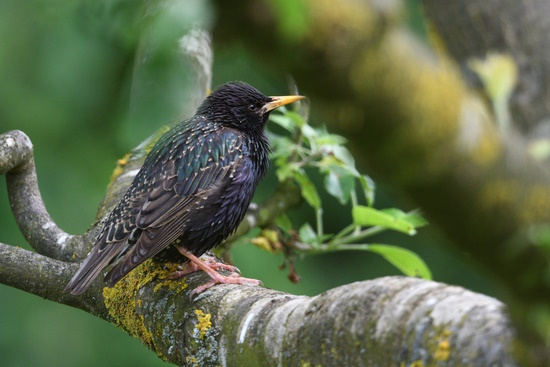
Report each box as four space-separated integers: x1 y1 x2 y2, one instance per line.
170 246 262 295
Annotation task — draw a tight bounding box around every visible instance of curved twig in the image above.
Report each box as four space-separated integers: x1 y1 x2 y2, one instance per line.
0 130 86 261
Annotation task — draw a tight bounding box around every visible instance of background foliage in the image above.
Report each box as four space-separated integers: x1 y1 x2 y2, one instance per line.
0 1 495 366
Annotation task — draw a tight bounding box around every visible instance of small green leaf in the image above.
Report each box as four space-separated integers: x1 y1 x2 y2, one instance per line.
276 162 300 181
402 213 429 228
330 145 355 167
324 168 355 205
380 208 407 218
380 208 428 229
299 223 317 244
358 174 376 206
301 124 318 146
367 244 432 279
293 171 321 209
286 111 306 128
269 136 294 160
352 206 416 235
276 214 293 234
316 133 348 146
269 113 296 132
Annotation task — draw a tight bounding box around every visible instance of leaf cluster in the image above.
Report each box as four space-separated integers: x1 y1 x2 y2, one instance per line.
250 107 432 280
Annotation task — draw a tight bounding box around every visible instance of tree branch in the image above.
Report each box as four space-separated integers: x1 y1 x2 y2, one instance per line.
83 264 523 366
0 130 87 261
0 241 106 317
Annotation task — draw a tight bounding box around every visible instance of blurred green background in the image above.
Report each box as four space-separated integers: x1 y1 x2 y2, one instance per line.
0 1 496 366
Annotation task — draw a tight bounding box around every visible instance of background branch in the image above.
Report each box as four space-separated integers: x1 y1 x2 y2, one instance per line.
423 0 550 134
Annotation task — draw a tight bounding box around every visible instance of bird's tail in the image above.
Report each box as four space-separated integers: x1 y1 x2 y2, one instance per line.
64 239 124 295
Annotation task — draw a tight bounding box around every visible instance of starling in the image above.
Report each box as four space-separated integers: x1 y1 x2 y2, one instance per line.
65 82 304 295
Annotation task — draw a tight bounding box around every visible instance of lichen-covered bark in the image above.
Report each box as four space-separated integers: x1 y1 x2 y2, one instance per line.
93 259 522 366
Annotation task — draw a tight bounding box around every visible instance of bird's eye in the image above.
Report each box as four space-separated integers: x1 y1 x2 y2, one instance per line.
248 104 256 111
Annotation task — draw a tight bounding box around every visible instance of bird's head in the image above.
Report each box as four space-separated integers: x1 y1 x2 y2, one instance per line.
198 82 304 134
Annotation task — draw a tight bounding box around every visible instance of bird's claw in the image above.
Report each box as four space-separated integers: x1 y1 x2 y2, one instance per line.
190 274 263 296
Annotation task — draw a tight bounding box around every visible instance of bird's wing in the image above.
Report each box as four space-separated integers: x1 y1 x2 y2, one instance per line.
65 126 244 294
103 131 244 286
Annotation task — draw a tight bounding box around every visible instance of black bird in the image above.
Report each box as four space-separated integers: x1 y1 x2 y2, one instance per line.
65 82 304 295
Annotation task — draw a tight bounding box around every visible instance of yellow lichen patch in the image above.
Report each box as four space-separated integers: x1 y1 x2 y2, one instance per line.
406 62 463 147
152 262 188 293
481 179 521 211
102 259 183 358
434 339 451 361
194 310 212 339
470 133 501 166
117 153 130 167
110 153 131 182
354 32 464 141
519 185 550 224
306 0 378 58
410 361 424 367
153 278 188 293
103 282 154 348
349 30 465 178
185 356 198 366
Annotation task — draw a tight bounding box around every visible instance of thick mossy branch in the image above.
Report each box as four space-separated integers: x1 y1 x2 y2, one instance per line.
99 266 520 366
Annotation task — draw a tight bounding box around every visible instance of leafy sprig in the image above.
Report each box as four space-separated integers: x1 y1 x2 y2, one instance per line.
252 106 431 280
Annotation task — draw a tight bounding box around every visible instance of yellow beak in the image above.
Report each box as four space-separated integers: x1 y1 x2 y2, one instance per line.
262 95 305 113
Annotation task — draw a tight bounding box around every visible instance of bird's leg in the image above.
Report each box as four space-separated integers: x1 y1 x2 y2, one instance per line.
171 252 241 276
170 246 262 295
